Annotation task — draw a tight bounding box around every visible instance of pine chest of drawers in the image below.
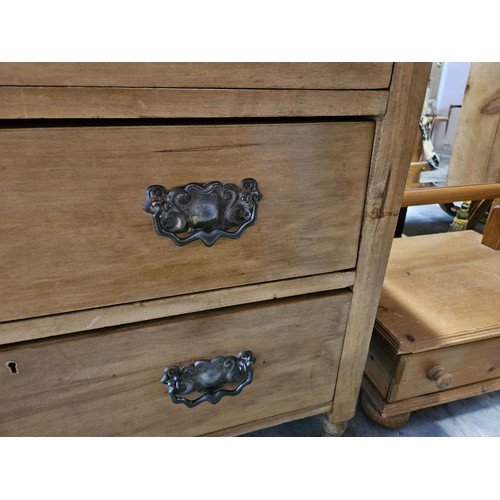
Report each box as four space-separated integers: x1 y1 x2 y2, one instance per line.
0 63 430 436
362 231 500 429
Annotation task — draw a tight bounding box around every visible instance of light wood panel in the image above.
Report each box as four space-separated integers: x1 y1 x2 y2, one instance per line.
0 87 388 119
0 292 349 436
388 336 500 402
330 63 432 423
377 231 500 353
362 375 500 418
0 62 393 89
0 122 373 322
0 271 355 346
448 63 500 186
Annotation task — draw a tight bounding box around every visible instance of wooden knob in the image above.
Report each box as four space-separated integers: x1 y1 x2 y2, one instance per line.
426 365 453 390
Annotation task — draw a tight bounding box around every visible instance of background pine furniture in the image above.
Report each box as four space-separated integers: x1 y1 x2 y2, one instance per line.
363 189 500 428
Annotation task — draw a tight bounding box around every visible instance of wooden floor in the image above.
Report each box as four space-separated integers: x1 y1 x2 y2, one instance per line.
245 202 499 437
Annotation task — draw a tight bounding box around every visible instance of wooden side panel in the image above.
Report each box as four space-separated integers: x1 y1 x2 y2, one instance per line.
0 62 393 89
0 292 350 436
0 122 373 322
330 63 432 423
388 336 500 402
448 63 500 186
364 328 398 398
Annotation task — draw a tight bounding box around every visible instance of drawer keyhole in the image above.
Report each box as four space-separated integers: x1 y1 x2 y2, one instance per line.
6 361 19 375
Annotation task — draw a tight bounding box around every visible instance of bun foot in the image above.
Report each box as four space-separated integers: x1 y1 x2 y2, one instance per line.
361 391 411 429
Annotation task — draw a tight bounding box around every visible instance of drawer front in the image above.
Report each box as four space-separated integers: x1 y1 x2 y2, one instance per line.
0 292 350 436
0 121 373 321
389 336 500 402
0 62 393 89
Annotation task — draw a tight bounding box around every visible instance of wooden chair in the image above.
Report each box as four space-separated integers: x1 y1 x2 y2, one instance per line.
362 186 500 428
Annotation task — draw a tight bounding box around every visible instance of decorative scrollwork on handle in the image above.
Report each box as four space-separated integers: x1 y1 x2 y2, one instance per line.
160 350 256 408
143 178 262 247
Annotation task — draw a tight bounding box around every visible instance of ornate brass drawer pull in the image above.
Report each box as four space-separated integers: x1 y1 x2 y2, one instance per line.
161 350 255 408
142 178 262 247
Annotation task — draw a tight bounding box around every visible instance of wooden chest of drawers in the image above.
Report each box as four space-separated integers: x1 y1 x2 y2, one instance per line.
0 63 430 436
363 231 500 428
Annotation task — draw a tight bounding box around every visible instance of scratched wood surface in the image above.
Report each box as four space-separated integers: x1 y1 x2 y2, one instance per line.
0 63 392 119
388 336 500 402
0 121 373 322
0 87 389 119
329 63 432 424
0 272 355 346
0 292 349 436
376 231 500 353
0 62 393 89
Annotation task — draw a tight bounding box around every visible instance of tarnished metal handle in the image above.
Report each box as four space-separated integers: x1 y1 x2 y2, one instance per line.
160 350 255 408
143 178 262 247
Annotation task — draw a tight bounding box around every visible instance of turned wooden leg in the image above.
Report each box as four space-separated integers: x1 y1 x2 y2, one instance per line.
361 391 411 429
321 412 347 437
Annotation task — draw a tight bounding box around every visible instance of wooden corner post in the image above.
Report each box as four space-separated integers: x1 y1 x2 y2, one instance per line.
327 62 432 426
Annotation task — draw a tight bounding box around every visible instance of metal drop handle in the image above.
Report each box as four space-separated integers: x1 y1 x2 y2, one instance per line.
161 350 255 408
143 178 262 247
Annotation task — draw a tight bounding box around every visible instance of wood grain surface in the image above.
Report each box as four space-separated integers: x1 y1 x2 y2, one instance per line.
0 62 393 89
0 292 349 436
330 63 432 423
388 336 500 402
376 231 500 353
362 374 500 419
0 271 355 346
0 121 373 322
203 402 334 437
0 87 388 119
364 330 398 399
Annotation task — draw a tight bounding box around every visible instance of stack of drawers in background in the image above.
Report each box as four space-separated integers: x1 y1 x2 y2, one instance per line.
0 63 430 436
